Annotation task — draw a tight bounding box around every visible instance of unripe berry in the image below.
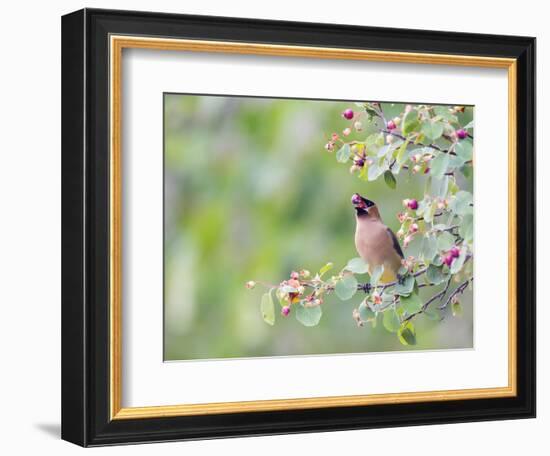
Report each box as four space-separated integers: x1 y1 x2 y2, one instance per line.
412 164 422 173
331 133 339 141
343 127 351 136
402 198 410 208
354 121 363 131
412 153 422 163
456 129 467 140
342 108 354 120
407 199 419 210
450 246 461 258
325 142 334 152
397 228 405 238
397 212 407 223
393 116 401 126
409 223 419 233
403 234 413 248
386 120 396 130
290 271 300 280
437 199 446 210
386 134 394 144
281 306 291 317
245 280 256 289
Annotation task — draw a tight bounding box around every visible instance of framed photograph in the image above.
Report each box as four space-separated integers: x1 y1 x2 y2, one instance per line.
61 8 536 447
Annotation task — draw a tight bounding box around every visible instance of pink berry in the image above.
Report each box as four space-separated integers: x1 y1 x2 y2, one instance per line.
456 129 467 139
281 306 291 317
450 246 460 258
290 271 299 280
409 223 419 233
387 120 396 130
407 199 419 210
342 108 354 120
443 254 454 267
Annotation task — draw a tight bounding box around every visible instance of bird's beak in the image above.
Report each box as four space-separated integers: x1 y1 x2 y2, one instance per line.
351 193 368 209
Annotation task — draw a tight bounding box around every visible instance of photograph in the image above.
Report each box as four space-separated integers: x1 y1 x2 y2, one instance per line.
163 95 475 361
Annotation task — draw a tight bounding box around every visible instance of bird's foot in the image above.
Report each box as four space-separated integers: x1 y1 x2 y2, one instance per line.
359 283 372 294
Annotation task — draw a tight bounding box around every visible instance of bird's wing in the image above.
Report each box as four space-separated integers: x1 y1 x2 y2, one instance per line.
386 228 404 259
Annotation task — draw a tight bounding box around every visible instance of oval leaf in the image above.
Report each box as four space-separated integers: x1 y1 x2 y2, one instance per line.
398 321 417 345
383 309 401 333
260 291 275 326
345 257 369 274
395 275 415 296
295 304 322 327
335 274 358 301
336 144 351 163
383 170 397 189
400 292 422 314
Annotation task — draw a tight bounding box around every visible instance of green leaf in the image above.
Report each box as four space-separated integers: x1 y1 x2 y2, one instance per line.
336 144 351 163
396 140 410 165
437 231 455 251
426 264 448 285
368 162 385 181
260 291 275 326
395 275 415 296
430 153 450 179
450 248 468 274
452 300 463 317
383 309 401 333
370 265 384 286
383 170 397 189
421 120 444 141
459 214 474 242
463 120 474 130
398 321 417 345
400 292 422 314
450 191 473 215
421 234 438 263
319 262 334 277
345 257 369 274
295 304 322 327
358 300 375 321
430 176 449 199
434 106 458 123
460 164 473 179
335 275 358 301
402 110 420 136
455 140 473 161
423 200 438 224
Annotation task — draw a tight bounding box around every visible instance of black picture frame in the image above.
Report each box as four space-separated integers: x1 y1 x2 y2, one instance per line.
62 7 536 447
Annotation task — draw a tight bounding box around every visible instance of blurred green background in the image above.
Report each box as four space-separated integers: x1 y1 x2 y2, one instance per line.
164 94 473 361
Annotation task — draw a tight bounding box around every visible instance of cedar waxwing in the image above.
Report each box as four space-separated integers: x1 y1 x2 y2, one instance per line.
351 193 404 283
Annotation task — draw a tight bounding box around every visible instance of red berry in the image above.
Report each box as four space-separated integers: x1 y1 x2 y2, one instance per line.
342 108 354 120
407 199 419 210
281 306 291 317
443 254 454 267
387 120 396 130
456 129 467 139
450 246 460 258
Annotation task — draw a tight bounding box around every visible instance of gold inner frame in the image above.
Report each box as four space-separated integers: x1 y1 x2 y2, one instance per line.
109 35 518 420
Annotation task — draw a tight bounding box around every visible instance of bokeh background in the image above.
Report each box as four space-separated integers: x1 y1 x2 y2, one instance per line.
164 94 473 361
